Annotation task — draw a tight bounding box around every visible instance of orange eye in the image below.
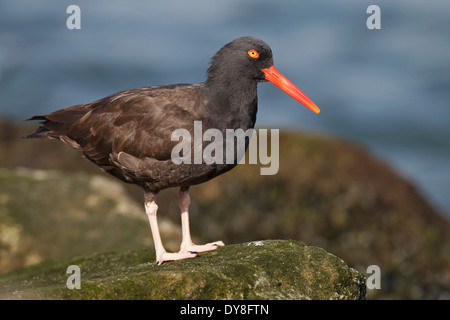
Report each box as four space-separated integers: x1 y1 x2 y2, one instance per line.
248 49 259 59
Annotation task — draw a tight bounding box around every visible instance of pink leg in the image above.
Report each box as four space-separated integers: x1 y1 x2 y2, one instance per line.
178 188 225 253
145 200 196 265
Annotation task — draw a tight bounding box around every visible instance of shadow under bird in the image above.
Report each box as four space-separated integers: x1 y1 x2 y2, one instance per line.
25 37 320 265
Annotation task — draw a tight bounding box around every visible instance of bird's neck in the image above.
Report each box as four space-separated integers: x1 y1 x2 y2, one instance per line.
203 76 258 131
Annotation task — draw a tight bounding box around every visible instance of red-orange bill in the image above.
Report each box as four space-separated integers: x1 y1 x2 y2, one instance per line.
262 65 320 114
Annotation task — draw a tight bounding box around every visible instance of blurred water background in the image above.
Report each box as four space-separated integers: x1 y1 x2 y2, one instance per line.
0 0 449 218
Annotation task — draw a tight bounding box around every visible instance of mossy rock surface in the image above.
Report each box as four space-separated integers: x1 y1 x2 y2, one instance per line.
0 240 366 300
0 168 180 273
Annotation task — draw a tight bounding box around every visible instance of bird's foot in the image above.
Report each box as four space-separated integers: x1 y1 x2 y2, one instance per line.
156 251 197 266
180 241 225 253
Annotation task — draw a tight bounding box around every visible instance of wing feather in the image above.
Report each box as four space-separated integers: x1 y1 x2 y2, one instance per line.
26 84 208 182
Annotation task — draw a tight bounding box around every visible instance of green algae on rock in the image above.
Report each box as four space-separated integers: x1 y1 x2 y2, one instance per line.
0 240 366 300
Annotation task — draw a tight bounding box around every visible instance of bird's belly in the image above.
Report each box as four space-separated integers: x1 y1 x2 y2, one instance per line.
113 148 238 193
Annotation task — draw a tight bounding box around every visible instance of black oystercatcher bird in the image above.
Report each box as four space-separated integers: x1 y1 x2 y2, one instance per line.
25 37 320 264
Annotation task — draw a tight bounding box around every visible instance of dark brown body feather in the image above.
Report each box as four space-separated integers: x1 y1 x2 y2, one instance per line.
26 83 254 194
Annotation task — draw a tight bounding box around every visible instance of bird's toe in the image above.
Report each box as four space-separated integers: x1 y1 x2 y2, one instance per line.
180 241 225 253
155 251 197 265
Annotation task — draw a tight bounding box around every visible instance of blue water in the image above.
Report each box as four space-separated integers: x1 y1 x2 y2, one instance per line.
1 0 449 217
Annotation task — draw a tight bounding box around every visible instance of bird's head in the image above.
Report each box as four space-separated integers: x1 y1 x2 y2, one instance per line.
207 36 320 114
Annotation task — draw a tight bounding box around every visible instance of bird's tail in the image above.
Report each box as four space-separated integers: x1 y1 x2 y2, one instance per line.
24 105 90 149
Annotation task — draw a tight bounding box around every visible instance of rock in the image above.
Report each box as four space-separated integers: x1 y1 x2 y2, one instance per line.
0 167 181 273
180 133 450 299
0 240 366 300
1 118 450 299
